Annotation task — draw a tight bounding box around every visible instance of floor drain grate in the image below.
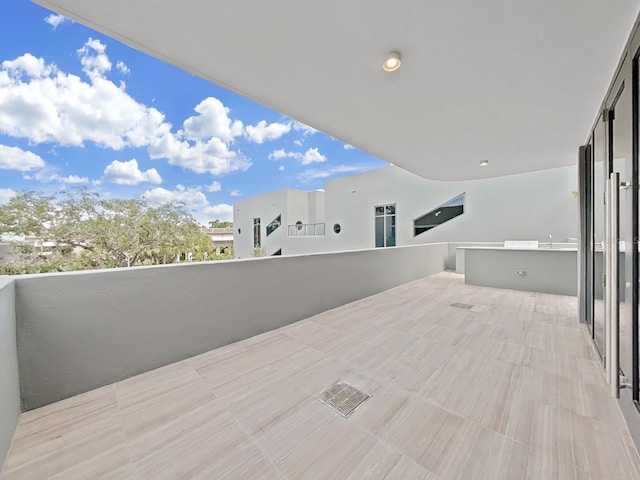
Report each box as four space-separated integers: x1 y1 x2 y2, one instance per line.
450 302 492 313
317 380 369 417
450 302 473 309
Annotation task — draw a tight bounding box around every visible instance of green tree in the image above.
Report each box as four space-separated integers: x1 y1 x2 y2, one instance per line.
0 189 219 274
208 219 233 228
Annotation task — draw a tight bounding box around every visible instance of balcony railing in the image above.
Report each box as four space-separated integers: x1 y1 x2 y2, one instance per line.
288 223 325 237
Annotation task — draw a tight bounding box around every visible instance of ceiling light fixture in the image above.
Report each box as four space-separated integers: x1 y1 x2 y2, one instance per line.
480 160 489 167
383 51 402 72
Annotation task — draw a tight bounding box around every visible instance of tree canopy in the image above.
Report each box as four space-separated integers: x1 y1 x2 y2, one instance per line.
0 189 230 274
208 219 233 228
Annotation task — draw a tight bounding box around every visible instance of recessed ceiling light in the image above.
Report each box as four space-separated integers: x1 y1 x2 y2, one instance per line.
480 160 489 166
383 51 402 72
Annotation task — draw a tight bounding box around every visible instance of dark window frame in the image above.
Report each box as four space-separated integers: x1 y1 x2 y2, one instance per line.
413 193 465 237
266 214 282 236
375 203 396 247
253 217 261 248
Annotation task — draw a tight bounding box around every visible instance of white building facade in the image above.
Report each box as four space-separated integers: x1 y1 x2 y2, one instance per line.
233 164 579 258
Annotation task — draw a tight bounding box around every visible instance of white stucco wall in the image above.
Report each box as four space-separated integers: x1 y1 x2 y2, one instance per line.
307 190 325 224
234 189 326 258
0 277 20 469
321 165 577 252
15 243 449 410
234 165 578 257
234 190 289 257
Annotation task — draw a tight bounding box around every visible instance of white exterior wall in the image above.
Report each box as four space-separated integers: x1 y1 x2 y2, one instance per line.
318 165 577 253
285 190 312 228
234 190 289 258
235 165 578 258
234 189 327 258
0 278 20 469
307 190 325 224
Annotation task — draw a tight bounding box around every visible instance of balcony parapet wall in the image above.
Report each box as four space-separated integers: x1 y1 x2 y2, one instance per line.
0 277 19 469
13 243 449 410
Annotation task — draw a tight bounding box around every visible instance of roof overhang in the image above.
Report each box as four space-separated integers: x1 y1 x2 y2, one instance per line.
33 1 640 180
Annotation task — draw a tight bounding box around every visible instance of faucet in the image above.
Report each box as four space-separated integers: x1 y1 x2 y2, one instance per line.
548 234 552 248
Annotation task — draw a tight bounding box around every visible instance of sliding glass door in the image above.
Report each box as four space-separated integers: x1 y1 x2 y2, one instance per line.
593 117 607 358
610 80 633 395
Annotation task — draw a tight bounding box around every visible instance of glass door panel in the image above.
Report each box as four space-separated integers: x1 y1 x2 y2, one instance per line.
585 141 594 332
611 84 633 384
629 51 640 409
594 117 607 358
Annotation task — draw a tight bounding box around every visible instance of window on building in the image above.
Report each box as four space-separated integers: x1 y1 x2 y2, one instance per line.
253 218 261 248
413 193 465 236
375 204 396 247
266 214 281 236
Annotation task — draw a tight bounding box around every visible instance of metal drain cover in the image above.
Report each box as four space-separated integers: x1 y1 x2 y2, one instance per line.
450 302 492 313
317 380 369 417
450 302 473 309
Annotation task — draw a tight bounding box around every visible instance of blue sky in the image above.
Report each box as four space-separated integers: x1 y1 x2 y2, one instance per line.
0 1 387 223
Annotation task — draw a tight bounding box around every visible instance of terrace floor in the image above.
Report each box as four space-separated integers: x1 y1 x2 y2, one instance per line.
2 272 640 479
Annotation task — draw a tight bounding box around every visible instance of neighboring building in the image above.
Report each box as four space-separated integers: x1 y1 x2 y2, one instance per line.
0 235 59 265
201 227 234 255
233 189 325 258
233 164 579 258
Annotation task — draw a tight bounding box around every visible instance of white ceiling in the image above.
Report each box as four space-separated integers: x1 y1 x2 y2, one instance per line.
34 1 640 180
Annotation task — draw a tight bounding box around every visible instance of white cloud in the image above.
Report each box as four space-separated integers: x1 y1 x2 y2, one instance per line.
0 41 253 179
230 190 241 197
244 120 291 144
145 96 251 175
142 185 234 224
0 145 46 171
293 139 303 146
35 170 89 184
78 38 112 78
343 143 355 150
142 184 208 207
61 174 89 184
297 164 375 183
0 188 17 204
116 61 130 75
292 120 318 136
103 159 162 185
278 165 285 171
0 41 171 151
205 181 222 192
268 147 326 165
203 204 233 222
268 149 290 161
2 53 54 78
149 132 251 175
301 147 327 165
183 97 243 142
44 14 68 29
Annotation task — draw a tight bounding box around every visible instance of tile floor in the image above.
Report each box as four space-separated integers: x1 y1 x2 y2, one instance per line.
2 272 640 479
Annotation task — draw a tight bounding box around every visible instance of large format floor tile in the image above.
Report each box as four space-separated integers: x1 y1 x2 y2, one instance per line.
2 272 639 479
